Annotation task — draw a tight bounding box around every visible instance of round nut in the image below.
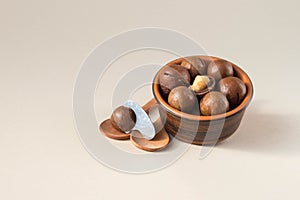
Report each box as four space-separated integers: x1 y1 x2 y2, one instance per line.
181 57 207 79
207 59 234 81
200 91 229 116
159 65 190 96
168 86 197 113
168 64 191 83
218 77 247 109
110 106 136 132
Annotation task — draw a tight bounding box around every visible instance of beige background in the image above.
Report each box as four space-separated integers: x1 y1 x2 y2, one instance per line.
1 0 300 199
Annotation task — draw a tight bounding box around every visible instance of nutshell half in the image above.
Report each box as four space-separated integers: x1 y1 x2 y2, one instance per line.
190 75 216 97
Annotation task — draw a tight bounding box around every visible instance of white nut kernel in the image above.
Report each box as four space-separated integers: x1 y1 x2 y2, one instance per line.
191 75 210 92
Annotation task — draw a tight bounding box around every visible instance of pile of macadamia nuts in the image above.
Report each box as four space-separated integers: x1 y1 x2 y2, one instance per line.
159 57 247 116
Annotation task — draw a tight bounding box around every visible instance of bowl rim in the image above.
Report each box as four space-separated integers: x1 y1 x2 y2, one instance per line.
152 55 254 121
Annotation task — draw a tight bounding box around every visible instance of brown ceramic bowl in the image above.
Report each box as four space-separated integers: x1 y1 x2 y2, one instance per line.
152 56 254 145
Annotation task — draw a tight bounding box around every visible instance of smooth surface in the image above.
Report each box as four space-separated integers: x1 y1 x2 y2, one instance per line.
1 0 300 200
100 119 130 140
130 129 169 152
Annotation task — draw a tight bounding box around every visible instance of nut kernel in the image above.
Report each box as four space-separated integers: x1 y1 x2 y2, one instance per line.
191 75 210 92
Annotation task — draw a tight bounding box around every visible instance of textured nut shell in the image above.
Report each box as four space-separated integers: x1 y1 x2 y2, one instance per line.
159 65 190 96
200 91 229 116
110 106 136 132
218 77 247 109
207 59 234 81
168 86 197 113
168 64 190 83
181 57 207 79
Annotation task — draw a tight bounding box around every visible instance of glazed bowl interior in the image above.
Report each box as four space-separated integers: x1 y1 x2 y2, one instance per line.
152 56 254 121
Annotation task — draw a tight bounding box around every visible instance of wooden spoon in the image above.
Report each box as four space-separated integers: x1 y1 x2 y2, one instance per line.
130 128 169 152
130 99 169 152
99 119 130 140
99 99 169 152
